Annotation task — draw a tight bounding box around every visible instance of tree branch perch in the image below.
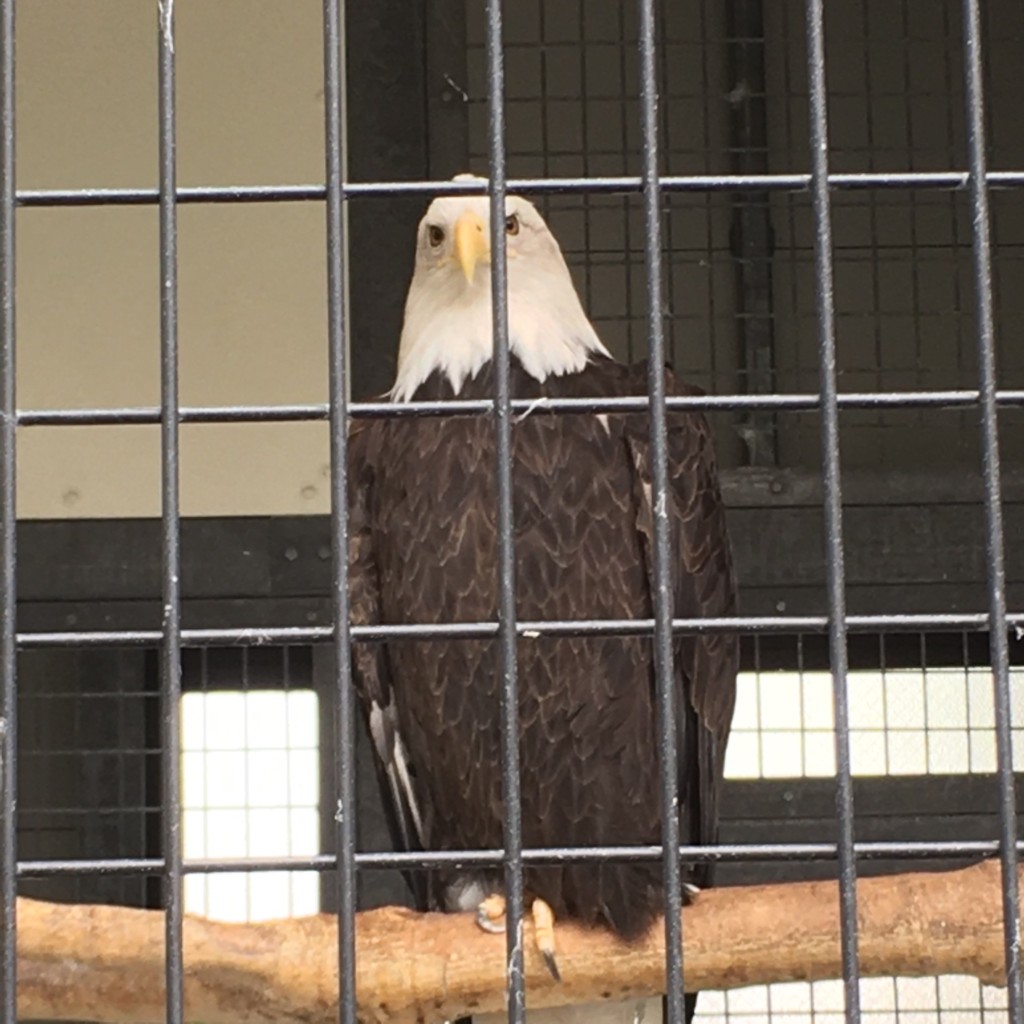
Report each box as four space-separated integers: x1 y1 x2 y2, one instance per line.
15 860 1015 1023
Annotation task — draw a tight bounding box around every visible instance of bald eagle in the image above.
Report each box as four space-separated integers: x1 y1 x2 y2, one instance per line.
348 178 738 1023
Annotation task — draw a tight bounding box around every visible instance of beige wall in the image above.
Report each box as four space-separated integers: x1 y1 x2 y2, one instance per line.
16 0 334 518
16 0 1024 516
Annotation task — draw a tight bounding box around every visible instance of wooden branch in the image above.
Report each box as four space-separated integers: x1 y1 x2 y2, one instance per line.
16 860 1015 1024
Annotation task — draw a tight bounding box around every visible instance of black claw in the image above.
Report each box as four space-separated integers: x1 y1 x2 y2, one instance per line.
542 949 562 983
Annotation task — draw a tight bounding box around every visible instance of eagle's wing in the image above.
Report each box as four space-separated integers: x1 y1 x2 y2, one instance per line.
623 364 739 889
348 417 430 909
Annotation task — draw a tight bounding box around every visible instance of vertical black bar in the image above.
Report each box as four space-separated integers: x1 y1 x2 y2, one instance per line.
637 1 686 1020
483 1 525 1021
323 3 357 1024
157 3 183 1023
0 0 13 1020
803 2 860 1021
961 1 1022 1018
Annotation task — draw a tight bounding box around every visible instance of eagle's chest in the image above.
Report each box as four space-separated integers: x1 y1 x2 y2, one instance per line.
374 414 640 621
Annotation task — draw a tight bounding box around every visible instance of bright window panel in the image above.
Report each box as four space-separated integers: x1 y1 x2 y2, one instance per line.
725 668 1024 779
694 977 1008 1023
180 689 320 922
716 666 1020 1020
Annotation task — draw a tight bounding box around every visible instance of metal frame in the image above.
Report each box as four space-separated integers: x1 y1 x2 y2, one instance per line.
0 0 13 1017
322 4 359 1022
803 3 860 1012
636 0 688 1014
481 0 529 1011
0 2 1021 1024
961 0 1022 1015
156 5 184 1020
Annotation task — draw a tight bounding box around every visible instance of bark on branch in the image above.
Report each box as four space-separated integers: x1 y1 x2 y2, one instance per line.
16 860 1014 1023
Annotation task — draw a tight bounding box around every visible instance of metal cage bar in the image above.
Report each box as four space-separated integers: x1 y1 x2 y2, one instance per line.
803 1 861 1020
961 0 1023 1019
3 6 1024 1024
9 610 1024 650
12 169 1024 207
484 0 527 1018
321 2 359 1023
156 3 184 1023
11 388 1024 427
636 0 687 1019
0 0 13 1019
16 834 1024 879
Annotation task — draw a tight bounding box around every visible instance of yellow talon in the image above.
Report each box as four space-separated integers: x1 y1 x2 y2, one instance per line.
475 893 507 934
474 895 562 981
531 898 560 982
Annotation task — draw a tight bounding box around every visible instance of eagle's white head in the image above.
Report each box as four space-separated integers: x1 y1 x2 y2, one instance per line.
391 174 610 401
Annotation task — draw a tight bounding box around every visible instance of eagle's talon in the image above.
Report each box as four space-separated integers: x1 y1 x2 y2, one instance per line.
531 898 561 982
475 895 562 982
541 948 561 982
475 893 507 935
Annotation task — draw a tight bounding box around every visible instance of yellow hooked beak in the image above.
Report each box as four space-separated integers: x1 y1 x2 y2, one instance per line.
453 210 489 284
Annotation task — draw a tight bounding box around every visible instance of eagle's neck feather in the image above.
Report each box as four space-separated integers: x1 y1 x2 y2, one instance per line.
391 267 610 401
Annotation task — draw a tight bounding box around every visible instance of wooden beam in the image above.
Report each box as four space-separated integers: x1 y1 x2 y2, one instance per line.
14 860 1018 1023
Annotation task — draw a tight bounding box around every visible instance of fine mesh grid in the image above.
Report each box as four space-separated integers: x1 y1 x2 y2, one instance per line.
16 648 157 911
730 634 1024 780
465 0 1024 473
0 1 1021 1024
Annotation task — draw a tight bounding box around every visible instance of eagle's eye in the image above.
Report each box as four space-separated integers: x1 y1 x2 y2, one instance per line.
427 224 445 248
506 213 520 236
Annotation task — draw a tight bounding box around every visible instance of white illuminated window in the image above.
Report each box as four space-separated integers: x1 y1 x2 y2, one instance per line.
695 975 1009 1024
697 664 1023 1021
180 689 320 922
725 667 1024 780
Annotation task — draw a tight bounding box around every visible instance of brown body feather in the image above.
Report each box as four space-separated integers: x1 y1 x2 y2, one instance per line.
348 355 738 942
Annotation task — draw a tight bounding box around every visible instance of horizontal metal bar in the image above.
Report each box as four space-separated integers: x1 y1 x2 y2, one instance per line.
16 184 327 207
15 839 1022 878
18 404 330 426
16 389 1024 427
15 626 334 648
14 611 1024 649
15 170 1024 208
361 841 1017 867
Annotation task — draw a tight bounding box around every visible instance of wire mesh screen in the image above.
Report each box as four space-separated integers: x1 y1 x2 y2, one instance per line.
0 1 1022 1024
464 0 1024 473
16 648 155 910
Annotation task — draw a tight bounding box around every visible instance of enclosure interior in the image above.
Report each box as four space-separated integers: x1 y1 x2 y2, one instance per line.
11 1 1024 1022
